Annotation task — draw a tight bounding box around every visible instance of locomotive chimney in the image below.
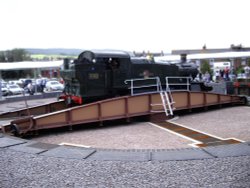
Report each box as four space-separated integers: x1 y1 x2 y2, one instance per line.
180 54 187 63
63 58 70 70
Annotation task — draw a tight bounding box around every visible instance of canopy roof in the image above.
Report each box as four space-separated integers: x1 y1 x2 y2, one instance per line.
0 61 63 71
155 51 250 63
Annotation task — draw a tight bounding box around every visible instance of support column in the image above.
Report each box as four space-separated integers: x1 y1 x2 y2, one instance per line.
0 71 2 100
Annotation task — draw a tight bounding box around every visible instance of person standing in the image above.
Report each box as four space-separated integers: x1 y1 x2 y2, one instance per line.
220 69 224 81
224 67 230 81
27 82 34 95
204 71 210 83
215 70 220 82
244 65 250 78
40 78 47 92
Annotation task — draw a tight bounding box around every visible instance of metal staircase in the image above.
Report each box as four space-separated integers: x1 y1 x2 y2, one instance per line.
125 77 175 116
159 90 174 116
151 78 174 116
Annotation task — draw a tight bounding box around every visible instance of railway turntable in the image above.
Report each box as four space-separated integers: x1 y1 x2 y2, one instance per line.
0 49 248 150
0 84 247 149
0 87 250 167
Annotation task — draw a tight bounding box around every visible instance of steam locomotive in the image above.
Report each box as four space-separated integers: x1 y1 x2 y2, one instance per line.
60 50 205 105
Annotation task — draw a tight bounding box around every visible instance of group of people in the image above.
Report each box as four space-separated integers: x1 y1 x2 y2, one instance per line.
26 77 47 95
201 65 250 83
214 67 230 82
198 67 231 83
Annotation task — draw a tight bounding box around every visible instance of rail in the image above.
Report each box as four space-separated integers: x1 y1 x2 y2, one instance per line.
125 76 192 95
124 77 161 96
165 76 192 91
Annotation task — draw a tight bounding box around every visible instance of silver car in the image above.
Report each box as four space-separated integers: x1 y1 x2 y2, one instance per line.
7 84 24 95
45 81 64 92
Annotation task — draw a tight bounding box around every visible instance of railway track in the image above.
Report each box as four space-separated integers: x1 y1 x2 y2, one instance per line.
151 121 242 147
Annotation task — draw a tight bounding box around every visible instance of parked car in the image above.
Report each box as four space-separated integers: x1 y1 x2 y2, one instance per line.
1 83 9 96
7 84 24 95
45 81 64 91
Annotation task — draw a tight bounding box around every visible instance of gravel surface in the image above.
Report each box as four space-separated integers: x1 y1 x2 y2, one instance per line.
172 106 250 142
0 149 249 188
31 122 193 149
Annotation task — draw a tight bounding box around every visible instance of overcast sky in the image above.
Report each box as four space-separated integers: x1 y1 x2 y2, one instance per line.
0 0 249 52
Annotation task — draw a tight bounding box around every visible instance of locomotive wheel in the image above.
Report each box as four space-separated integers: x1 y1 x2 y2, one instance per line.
10 124 20 136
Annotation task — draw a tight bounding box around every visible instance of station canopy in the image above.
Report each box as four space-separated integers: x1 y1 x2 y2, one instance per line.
187 51 250 60
155 51 250 62
0 60 63 71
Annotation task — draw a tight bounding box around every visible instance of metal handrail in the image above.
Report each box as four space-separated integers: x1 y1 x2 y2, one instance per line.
165 76 192 91
124 77 161 96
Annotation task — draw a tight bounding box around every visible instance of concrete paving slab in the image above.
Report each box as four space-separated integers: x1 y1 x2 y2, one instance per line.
9 141 48 154
28 142 59 150
88 149 151 161
203 143 250 158
151 148 214 161
0 136 27 148
41 146 96 159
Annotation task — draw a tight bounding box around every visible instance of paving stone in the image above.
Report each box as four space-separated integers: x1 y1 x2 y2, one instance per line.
0 136 26 148
9 141 48 154
151 148 214 161
88 150 151 161
28 142 59 150
41 146 96 159
203 143 250 158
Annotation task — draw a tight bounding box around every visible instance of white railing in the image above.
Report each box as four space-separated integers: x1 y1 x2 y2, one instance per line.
165 76 192 91
124 77 161 96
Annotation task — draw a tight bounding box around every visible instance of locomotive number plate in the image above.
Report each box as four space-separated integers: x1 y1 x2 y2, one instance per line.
88 73 99 79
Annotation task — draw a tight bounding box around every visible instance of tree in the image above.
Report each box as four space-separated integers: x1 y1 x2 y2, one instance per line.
12 48 31 61
0 48 31 62
0 49 32 80
200 60 212 75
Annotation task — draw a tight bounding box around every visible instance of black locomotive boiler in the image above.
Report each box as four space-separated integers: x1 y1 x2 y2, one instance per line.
60 50 203 105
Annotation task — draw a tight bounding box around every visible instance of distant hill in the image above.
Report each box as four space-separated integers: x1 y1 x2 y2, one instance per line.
25 48 84 56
